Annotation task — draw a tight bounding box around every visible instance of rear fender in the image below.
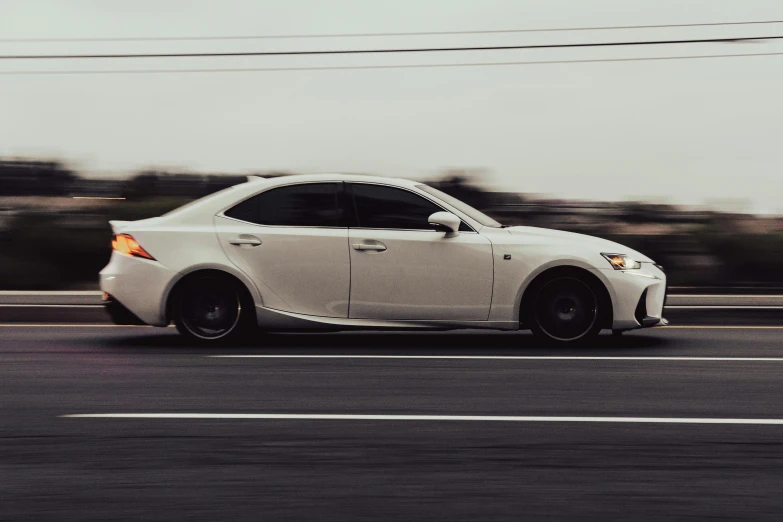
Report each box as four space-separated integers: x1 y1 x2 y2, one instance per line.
160 263 263 323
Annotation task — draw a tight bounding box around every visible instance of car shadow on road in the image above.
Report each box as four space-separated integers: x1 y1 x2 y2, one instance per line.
101 329 672 355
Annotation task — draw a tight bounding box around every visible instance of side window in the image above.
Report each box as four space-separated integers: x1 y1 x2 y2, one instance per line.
350 183 470 231
225 183 341 227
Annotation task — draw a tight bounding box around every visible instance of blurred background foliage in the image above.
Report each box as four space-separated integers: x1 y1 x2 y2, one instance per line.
1 158 781 289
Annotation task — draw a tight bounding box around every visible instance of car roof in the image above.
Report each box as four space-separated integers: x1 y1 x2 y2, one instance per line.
249 173 423 190
157 173 428 226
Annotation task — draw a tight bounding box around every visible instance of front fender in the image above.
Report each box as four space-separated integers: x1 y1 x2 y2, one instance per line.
486 242 613 325
509 259 617 323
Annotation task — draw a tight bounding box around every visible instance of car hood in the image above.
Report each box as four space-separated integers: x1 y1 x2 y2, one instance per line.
503 226 653 263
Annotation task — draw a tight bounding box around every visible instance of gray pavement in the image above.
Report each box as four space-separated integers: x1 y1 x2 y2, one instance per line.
2 325 783 519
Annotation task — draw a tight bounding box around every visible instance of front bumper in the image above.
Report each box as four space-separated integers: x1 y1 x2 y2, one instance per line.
634 285 668 328
597 263 667 331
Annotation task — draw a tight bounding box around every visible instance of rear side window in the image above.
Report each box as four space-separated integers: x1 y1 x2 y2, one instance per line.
350 183 471 231
225 183 341 227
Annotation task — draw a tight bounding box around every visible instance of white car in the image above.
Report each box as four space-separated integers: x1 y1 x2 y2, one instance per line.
101 174 667 344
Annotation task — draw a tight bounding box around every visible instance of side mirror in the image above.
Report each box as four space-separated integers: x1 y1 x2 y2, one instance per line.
428 211 461 236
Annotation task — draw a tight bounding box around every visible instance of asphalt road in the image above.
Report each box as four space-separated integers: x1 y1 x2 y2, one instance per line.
3 325 783 520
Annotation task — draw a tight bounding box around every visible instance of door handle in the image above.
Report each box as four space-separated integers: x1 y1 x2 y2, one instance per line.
352 242 387 252
229 236 262 247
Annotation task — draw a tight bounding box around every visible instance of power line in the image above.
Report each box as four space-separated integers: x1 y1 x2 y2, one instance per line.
3 20 783 42
1 35 782 60
1 51 781 75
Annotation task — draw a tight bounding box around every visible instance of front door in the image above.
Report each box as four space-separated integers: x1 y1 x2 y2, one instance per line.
347 183 493 321
215 182 350 318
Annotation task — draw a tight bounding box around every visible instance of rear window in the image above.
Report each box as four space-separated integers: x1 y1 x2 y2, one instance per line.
224 183 341 227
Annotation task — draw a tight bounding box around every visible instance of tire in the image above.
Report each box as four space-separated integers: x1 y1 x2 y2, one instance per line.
526 275 602 345
173 275 251 343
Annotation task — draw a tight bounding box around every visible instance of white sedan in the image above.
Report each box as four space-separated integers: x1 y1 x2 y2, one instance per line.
101 174 667 344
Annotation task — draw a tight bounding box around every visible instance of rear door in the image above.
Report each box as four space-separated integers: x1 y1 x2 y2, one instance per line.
346 183 494 321
214 182 350 318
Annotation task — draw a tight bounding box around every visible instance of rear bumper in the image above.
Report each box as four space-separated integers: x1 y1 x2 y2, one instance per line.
99 251 178 326
103 294 145 325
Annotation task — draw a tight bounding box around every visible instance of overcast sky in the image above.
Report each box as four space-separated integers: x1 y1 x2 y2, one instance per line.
1 0 782 212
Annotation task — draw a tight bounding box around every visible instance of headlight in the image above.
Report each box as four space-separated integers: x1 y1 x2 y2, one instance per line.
602 253 641 270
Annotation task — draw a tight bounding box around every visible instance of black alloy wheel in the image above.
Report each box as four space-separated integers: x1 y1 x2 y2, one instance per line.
530 276 601 344
175 277 243 342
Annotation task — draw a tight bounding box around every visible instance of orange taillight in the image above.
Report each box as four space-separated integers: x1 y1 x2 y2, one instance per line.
112 233 155 260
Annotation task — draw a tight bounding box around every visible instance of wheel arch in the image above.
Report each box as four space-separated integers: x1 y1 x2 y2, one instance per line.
516 264 615 329
162 265 260 324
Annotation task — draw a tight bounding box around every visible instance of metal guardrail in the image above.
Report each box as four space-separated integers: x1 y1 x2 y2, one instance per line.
2 291 783 308
0 291 103 306
0 291 781 326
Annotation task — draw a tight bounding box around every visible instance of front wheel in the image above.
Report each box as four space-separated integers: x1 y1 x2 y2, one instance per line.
174 276 248 343
527 276 602 344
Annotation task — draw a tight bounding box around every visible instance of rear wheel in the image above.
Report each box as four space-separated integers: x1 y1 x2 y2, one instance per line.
527 276 602 344
174 276 248 343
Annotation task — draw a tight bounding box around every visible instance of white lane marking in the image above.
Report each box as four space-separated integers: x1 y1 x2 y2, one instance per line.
0 324 166 327
60 413 783 425
670 286 783 290
664 305 783 310
207 355 783 361
0 292 774 297
0 291 102 296
3 304 781 310
668 295 783 298
663 325 783 329
0 304 104 308
0 291 777 299
0 324 782 329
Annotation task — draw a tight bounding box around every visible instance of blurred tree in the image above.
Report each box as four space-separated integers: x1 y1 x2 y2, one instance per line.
429 169 493 210
121 170 248 200
0 160 76 196
121 171 161 200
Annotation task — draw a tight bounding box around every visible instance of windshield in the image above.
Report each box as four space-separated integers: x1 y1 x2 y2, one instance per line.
416 184 503 228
